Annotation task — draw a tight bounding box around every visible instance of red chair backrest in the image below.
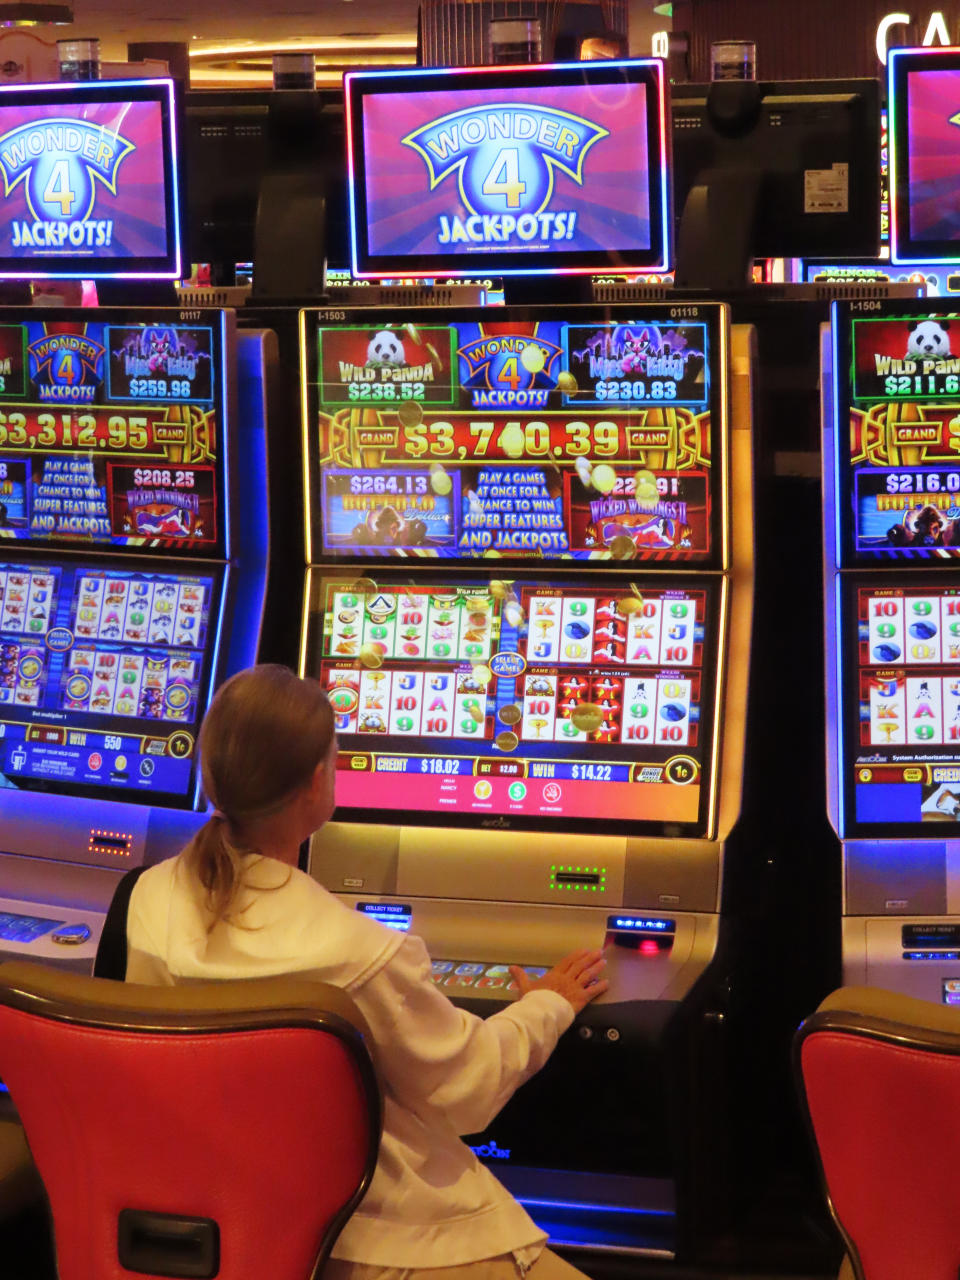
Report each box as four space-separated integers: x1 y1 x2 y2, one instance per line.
797 1004 960 1280
0 961 380 1280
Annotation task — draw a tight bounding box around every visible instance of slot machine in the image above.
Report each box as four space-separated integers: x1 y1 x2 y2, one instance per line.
825 298 960 999
0 306 271 969
823 48 960 1001
298 300 754 1257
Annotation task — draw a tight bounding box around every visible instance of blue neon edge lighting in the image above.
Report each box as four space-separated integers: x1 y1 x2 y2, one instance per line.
516 1196 673 1217
219 310 232 564
831 303 843 573
888 46 960 267
834 567 846 837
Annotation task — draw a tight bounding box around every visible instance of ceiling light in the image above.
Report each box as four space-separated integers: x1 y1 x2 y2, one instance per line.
189 34 417 58
0 2 72 24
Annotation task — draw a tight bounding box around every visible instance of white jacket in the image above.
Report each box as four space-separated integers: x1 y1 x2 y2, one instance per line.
125 853 575 1268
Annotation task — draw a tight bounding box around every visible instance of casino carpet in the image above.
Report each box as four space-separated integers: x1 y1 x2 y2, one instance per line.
0 1194 838 1280
1 1216 837 1280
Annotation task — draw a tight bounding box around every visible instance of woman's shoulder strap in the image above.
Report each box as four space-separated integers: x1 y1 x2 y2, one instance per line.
93 864 151 979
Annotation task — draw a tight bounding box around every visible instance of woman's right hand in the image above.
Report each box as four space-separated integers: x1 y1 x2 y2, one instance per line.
510 948 608 1014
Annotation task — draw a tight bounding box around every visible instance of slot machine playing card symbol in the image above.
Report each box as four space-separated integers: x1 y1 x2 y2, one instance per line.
328 678 360 732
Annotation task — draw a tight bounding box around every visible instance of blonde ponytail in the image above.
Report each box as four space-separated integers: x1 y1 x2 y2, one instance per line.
181 665 334 925
181 816 249 925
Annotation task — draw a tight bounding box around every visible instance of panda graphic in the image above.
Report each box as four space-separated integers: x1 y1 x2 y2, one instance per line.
906 319 951 360
366 328 406 368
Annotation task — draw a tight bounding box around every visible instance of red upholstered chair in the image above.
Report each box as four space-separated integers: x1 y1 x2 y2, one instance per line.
0 960 381 1280
795 985 960 1280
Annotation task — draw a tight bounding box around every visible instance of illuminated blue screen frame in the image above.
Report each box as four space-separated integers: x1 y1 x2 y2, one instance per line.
889 46 960 268
0 78 182 281
0 552 227 810
344 60 672 280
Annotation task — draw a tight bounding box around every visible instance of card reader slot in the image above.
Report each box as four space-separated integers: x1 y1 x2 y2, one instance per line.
555 872 601 887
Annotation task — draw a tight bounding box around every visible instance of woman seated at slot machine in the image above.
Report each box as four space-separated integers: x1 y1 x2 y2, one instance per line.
96 665 606 1280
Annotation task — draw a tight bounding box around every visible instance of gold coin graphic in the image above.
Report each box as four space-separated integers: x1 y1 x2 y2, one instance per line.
520 344 545 373
571 703 604 733
359 644 384 669
591 464 617 494
397 400 423 427
609 534 636 560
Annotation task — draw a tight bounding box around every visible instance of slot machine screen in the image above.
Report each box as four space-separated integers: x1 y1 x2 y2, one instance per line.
889 47 960 267
0 308 229 557
302 304 726 569
840 574 960 835
303 570 723 838
0 78 181 280
344 60 670 279
0 554 224 807
834 302 960 565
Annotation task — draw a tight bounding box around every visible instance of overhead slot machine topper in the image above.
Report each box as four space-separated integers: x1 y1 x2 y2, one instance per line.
0 77 182 285
823 47 960 1004
299 299 754 1257
344 58 671 295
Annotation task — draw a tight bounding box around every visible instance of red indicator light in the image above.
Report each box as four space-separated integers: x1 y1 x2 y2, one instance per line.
640 939 660 956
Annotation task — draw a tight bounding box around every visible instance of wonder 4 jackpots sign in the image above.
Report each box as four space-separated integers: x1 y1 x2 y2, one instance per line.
0 103 166 258
362 83 652 257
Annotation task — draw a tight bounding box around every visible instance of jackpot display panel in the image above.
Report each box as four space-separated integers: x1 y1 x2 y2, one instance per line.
0 312 225 554
0 554 223 806
304 571 722 837
0 79 181 280
0 307 232 809
301 304 726 569
835 306 960 563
